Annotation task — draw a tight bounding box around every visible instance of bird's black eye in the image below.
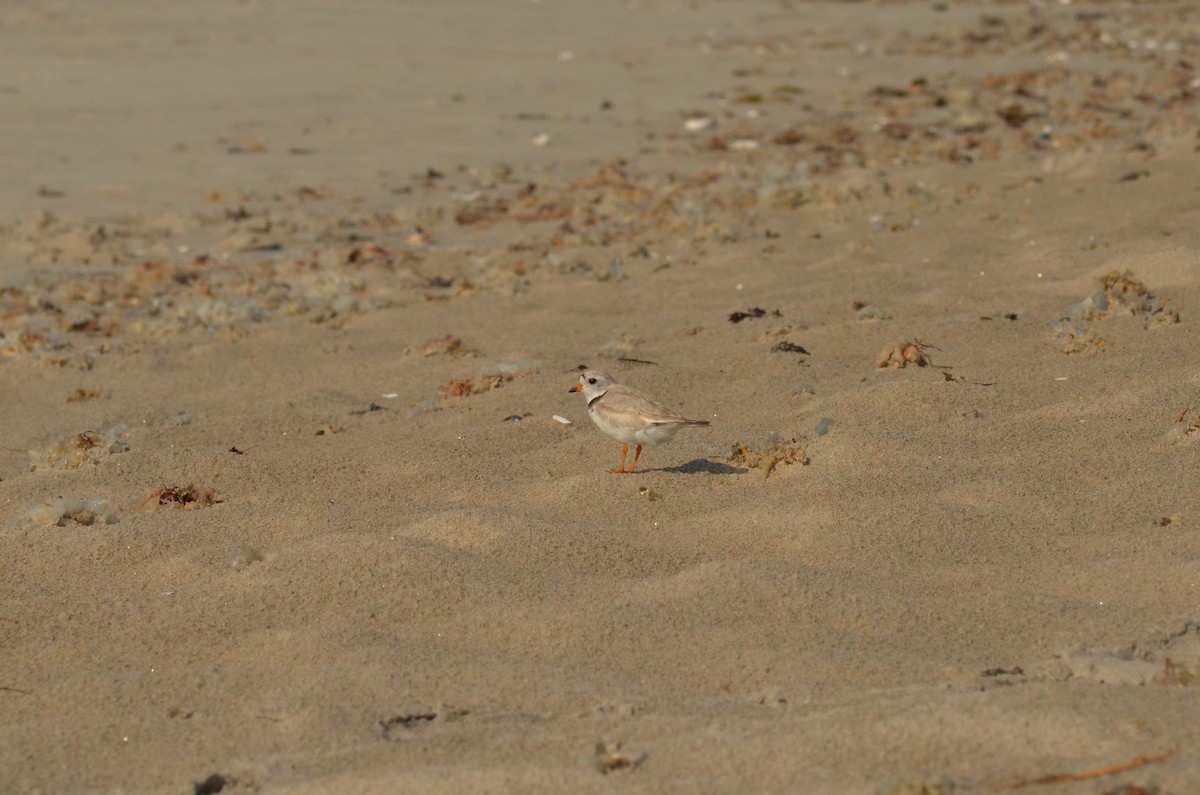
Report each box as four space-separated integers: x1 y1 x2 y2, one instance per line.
587 378 596 384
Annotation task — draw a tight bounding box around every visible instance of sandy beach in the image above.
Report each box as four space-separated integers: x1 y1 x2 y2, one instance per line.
3 1 1199 792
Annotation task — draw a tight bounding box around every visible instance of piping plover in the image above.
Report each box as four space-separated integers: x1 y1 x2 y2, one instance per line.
569 369 710 473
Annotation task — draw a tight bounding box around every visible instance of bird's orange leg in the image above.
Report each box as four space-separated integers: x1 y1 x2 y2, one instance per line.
609 444 629 473
628 444 643 473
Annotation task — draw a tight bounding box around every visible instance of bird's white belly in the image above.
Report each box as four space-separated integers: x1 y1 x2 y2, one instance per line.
589 409 681 447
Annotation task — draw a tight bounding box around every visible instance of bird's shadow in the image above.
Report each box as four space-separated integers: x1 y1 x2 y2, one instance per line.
650 458 746 475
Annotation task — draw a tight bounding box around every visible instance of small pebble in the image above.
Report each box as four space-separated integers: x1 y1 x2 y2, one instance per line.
1069 291 1109 321
854 304 887 321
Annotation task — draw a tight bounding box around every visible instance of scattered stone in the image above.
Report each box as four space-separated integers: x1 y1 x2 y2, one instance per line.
15 497 118 529
853 302 888 321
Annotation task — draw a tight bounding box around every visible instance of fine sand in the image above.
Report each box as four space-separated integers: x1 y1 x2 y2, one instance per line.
3 2 1200 793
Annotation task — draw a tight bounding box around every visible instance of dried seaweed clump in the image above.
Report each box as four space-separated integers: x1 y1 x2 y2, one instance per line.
418 334 473 357
1166 409 1200 445
438 358 540 400
729 436 810 477
1069 270 1179 326
66 387 105 403
1052 319 1106 354
1043 621 1200 692
1058 269 1177 354
876 339 936 368
1100 269 1179 325
594 740 646 775
15 497 118 529
137 485 221 511
439 374 510 399
27 426 129 472
1152 658 1197 687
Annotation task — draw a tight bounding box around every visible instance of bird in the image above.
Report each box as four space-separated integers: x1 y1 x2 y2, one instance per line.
569 369 710 473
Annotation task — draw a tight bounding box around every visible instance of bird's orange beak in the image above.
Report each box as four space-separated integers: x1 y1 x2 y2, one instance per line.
569 383 582 393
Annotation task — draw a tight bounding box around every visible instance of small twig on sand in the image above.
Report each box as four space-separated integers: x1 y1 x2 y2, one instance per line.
995 751 1172 791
